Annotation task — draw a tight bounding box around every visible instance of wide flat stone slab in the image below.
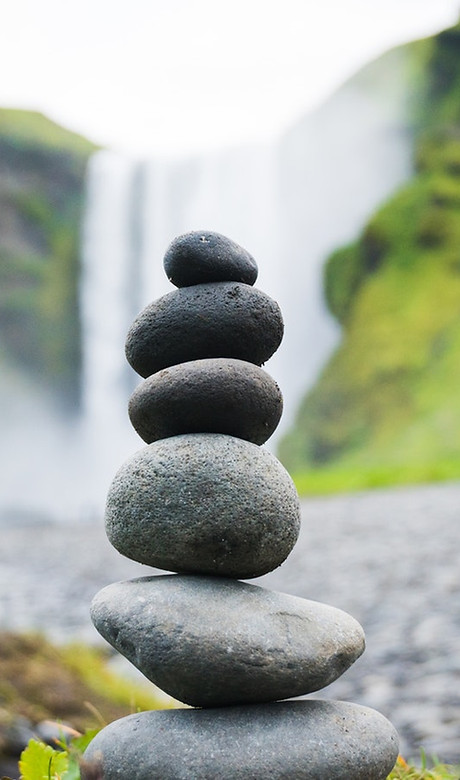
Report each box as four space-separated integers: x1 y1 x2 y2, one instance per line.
128 358 283 444
82 700 399 780
163 230 258 287
105 434 300 578
125 282 283 378
90 575 365 707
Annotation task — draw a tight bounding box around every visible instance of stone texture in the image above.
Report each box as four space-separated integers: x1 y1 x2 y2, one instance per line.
125 282 283 378
90 575 365 707
105 434 300 578
163 230 258 287
128 358 283 445
10 482 460 760
82 700 399 780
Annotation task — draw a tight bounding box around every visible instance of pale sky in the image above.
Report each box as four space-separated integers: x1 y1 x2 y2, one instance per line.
0 0 459 157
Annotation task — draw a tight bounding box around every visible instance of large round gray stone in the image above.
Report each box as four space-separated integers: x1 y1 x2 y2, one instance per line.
82 700 399 780
163 230 258 287
125 282 283 378
128 358 283 445
105 434 300 578
90 575 365 707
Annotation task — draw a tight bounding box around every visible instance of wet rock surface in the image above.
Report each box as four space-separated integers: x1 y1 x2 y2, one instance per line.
91 575 365 707
105 434 300 578
2 481 460 761
128 358 283 445
163 230 258 288
125 282 283 378
82 700 399 780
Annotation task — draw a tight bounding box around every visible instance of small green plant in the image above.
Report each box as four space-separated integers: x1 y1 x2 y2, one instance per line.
19 739 70 780
387 753 460 779
4 728 100 780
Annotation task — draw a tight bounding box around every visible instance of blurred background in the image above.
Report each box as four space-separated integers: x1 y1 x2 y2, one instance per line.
1 0 460 519
1 0 460 766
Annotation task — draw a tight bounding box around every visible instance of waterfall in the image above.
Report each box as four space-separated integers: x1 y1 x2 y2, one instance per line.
0 38 434 526
79 73 414 505
80 45 415 446
0 45 414 522
77 152 147 514
79 142 282 445
81 151 139 441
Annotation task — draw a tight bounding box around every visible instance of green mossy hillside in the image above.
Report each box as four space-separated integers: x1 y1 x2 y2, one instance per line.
0 109 97 157
0 110 97 405
279 22 460 490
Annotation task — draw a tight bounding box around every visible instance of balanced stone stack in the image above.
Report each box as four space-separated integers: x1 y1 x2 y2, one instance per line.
83 232 399 779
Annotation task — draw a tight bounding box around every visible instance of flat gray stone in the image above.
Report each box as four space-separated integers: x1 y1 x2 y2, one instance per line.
125 282 283 378
105 434 300 578
163 230 258 287
128 358 283 445
82 700 399 779
90 575 365 707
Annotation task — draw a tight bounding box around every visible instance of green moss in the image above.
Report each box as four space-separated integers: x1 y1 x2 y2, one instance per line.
290 459 460 497
280 205 460 478
0 632 170 737
415 128 460 175
0 110 95 404
388 755 460 778
324 243 360 324
418 23 460 129
0 109 98 157
279 23 460 486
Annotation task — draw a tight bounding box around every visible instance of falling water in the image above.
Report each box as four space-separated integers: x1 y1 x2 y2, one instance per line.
79 49 414 477
0 46 416 521
80 152 138 442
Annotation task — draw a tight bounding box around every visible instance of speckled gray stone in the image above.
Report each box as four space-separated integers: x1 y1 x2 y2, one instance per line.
82 700 399 780
128 358 283 445
105 434 300 578
90 575 365 707
125 282 283 378
163 230 258 287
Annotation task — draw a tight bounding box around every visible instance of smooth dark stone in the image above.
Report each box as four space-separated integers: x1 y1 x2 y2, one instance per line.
82 700 399 780
163 230 258 287
90 575 365 707
128 358 283 445
105 434 300 578
125 282 283 378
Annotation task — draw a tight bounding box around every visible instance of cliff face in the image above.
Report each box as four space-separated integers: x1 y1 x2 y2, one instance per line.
279 23 460 486
0 109 96 406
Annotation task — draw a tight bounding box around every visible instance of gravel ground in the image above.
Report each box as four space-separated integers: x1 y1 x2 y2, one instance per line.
1 481 459 763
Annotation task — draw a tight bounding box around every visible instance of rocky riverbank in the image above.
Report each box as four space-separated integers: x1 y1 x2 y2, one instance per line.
1 480 459 762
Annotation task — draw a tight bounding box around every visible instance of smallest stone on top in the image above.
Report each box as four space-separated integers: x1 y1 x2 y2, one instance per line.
164 230 258 287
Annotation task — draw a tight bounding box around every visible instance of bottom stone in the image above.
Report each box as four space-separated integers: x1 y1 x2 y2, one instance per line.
82 700 399 780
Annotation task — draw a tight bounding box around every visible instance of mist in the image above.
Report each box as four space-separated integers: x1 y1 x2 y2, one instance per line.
0 41 418 521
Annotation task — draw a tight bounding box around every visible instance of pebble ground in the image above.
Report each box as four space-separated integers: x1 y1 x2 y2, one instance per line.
1 481 459 763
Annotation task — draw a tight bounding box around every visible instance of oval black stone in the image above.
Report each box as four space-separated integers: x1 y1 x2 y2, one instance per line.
125 282 283 378
163 230 258 287
128 358 283 445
